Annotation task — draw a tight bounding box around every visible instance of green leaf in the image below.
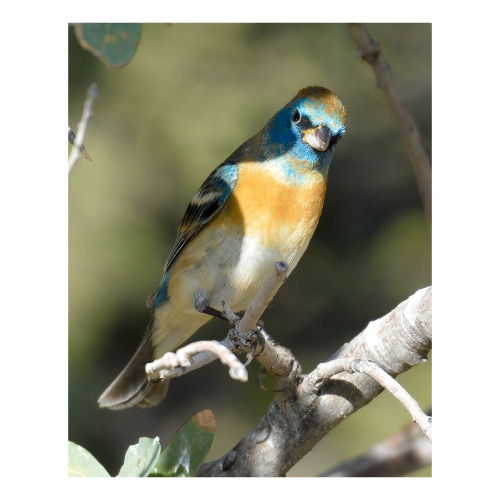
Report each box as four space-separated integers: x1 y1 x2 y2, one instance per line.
149 409 216 477
118 437 161 477
68 441 110 477
75 23 142 68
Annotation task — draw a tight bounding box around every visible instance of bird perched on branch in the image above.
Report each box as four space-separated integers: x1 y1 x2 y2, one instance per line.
98 86 347 409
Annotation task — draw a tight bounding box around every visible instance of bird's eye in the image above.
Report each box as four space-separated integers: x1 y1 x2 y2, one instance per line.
291 109 301 124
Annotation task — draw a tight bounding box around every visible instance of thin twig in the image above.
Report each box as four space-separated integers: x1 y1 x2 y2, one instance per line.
238 261 288 332
347 23 432 222
220 262 301 397
146 340 248 382
143 262 298 395
68 83 99 173
307 358 431 441
68 127 91 160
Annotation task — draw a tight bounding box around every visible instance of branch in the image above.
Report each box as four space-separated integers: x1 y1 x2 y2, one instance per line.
224 262 301 397
347 23 432 222
198 286 431 476
305 358 431 441
143 261 431 476
146 262 300 396
146 340 248 382
68 127 91 160
68 83 98 173
320 416 432 477
238 261 288 332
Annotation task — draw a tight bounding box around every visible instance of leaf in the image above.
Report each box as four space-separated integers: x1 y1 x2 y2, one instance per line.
74 23 142 68
68 441 110 477
117 437 161 477
149 409 216 477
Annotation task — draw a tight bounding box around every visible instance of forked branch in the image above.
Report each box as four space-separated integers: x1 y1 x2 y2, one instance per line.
198 286 431 476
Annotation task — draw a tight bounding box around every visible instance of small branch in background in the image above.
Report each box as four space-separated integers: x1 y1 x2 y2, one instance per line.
320 416 432 477
146 340 248 383
347 23 432 222
68 127 91 160
306 358 431 441
68 83 99 174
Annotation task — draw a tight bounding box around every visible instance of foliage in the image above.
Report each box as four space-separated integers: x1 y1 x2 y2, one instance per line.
75 23 142 68
69 23 431 476
68 409 216 477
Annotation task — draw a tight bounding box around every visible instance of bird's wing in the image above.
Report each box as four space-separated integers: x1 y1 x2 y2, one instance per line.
147 163 238 308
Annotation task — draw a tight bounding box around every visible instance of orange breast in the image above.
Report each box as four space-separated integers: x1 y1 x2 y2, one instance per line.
223 162 327 249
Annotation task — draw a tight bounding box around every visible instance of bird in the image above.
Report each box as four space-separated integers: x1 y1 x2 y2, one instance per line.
98 86 346 409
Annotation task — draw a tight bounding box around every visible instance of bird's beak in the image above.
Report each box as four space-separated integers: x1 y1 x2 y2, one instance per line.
301 125 332 152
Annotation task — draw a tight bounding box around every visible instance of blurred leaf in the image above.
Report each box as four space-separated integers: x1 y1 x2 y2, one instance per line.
149 409 216 477
75 23 141 68
117 437 161 477
68 441 110 477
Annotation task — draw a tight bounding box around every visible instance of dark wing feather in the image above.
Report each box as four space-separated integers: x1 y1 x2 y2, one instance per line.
147 163 238 308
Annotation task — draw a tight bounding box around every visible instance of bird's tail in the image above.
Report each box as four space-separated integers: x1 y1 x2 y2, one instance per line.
98 330 168 410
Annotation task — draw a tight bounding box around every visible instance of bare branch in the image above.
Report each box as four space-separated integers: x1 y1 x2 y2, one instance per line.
68 83 99 173
347 23 432 222
140 260 431 476
306 358 431 441
146 340 248 382
238 261 288 332
68 127 91 160
198 287 431 477
145 262 298 394
320 418 432 477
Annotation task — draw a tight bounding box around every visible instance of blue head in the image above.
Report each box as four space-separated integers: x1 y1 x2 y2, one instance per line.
257 86 346 183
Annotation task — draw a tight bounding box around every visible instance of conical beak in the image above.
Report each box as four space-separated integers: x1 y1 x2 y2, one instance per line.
301 125 332 152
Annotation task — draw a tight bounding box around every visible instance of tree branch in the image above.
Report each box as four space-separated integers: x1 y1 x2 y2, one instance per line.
347 23 432 222
304 358 431 441
68 83 98 173
320 416 432 477
145 262 300 397
237 261 288 332
142 258 431 476
198 286 431 476
146 340 248 383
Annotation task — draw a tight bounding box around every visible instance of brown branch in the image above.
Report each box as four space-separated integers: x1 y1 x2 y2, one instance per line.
198 286 431 477
347 23 432 222
320 416 432 477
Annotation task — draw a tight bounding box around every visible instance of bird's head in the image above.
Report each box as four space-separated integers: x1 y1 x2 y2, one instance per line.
260 86 347 177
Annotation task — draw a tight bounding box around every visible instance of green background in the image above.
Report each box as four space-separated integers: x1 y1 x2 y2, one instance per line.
68 23 431 477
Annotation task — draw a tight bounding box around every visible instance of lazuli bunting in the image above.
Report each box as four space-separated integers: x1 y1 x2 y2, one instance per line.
99 86 346 409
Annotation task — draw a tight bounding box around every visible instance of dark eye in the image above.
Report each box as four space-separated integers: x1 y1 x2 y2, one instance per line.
291 109 301 124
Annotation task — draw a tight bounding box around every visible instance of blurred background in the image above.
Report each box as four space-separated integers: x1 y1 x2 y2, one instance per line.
68 23 431 477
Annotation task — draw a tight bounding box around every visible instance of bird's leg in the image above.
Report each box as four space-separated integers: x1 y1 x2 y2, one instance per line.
193 291 229 322
220 300 241 326
202 305 229 322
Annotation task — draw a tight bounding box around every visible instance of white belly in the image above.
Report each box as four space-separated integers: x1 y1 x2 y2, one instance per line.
152 223 312 357
213 232 307 312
